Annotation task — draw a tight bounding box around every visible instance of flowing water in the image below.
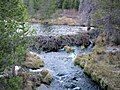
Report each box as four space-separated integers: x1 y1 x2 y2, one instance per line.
30 23 101 90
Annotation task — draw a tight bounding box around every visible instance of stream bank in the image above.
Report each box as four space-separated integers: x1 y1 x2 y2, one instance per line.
74 34 120 90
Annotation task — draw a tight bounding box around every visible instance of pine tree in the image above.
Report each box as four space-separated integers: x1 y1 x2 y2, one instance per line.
73 0 80 10
70 0 75 9
62 0 69 9
0 0 28 72
0 0 30 89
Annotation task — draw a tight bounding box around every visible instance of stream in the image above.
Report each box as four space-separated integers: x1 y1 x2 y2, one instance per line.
30 23 101 90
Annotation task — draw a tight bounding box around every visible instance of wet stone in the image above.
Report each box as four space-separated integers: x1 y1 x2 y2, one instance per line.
56 73 66 77
73 87 81 90
71 77 77 81
64 83 76 89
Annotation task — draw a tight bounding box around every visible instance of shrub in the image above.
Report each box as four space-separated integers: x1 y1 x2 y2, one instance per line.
0 76 23 90
0 0 31 89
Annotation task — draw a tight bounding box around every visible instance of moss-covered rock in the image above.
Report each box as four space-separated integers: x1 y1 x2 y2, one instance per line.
19 68 52 89
23 52 44 69
95 33 106 47
64 45 74 53
40 69 53 85
74 54 90 68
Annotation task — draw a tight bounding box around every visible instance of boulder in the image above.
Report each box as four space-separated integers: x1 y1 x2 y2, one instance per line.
23 80 33 90
20 69 52 89
23 52 44 69
40 69 52 85
95 33 106 47
64 46 74 53
20 72 42 90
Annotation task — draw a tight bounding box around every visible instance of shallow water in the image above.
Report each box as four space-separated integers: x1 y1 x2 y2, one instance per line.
35 47 101 90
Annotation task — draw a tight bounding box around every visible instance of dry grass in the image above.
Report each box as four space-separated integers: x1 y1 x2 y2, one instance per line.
39 16 78 26
23 52 44 69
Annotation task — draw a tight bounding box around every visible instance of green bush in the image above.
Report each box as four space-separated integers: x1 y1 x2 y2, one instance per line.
0 0 30 89
7 76 23 90
0 21 28 72
0 0 30 72
62 0 70 9
0 76 23 90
